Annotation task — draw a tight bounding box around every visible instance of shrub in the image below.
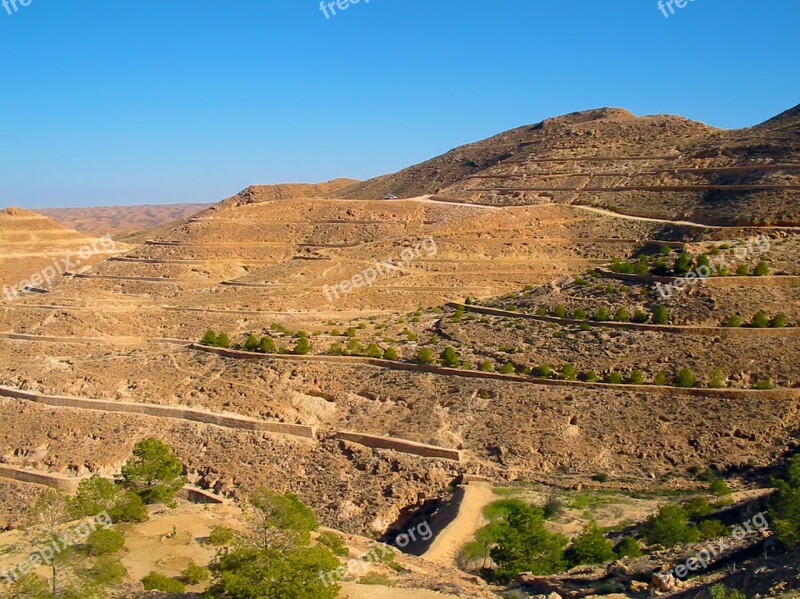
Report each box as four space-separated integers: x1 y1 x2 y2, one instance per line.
653 372 668 386
698 519 730 540
710 368 726 389
606 371 623 384
87 556 128 586
535 363 554 378
628 370 645 385
182 561 211 585
244 334 260 351
416 348 435 365
615 537 642 558
614 307 629 322
499 363 516 375
440 346 460 367
592 473 609 483
327 342 344 356
383 347 399 360
358 572 395 586
594 307 611 322
582 370 599 383
365 343 382 358
543 495 564 520
726 314 743 328
568 521 616 566
644 504 698 548
754 260 770 276
534 307 547 316
709 584 747 599
736 264 750 276
208 526 235 546
754 378 775 390
214 332 231 348
561 364 578 381
674 253 692 276
632 309 649 323
317 531 348 557
109 491 149 523
85 528 125 556
675 368 696 388
201 330 217 346
258 336 276 353
141 572 185 593
771 313 788 328
683 497 712 521
752 310 770 328
294 338 312 355
652 305 669 325
573 308 588 320
553 305 567 319
480 360 494 372
710 478 732 497
771 454 800 548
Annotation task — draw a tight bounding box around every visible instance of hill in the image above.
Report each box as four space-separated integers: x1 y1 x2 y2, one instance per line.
38 203 212 235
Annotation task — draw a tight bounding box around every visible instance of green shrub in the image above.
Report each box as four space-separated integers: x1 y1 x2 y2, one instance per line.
653 372 668 386
561 364 578 381
182 561 211 585
752 310 770 328
710 478 732 497
594 307 611 322
440 346 460 367
736 264 750 276
771 313 788 328
258 336 276 353
674 253 693 276
632 309 649 323
709 584 747 599
214 332 231 348
592 473 609 483
535 363 554 378
499 362 516 375
683 497 712 521
294 338 312 355
614 307 629 322
628 370 645 385
244 334 260 351
569 521 616 566
754 378 775 390
365 343 382 358
87 556 128 586
543 495 564 520
208 526 235 546
328 342 344 356
535 307 547 316
317 531 348 557
109 491 149 523
553 305 567 319
141 572 185 593
697 520 730 540
358 572 395 586
644 504 698 548
582 370 599 383
771 454 800 548
726 314 743 328
416 348 435 364
615 537 642 558
754 260 770 276
606 371 623 384
710 368 726 389
85 528 125 556
652 305 669 325
383 347 399 360
675 368 696 388
573 308 588 320
201 330 217 346
480 360 494 372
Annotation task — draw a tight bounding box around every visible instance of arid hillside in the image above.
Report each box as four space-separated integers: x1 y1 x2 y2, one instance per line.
341 105 800 226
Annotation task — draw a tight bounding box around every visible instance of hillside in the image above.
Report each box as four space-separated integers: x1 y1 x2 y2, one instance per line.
39 203 212 235
341 105 800 226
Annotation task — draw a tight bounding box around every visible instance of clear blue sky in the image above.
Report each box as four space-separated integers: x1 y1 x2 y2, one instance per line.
1 0 798 208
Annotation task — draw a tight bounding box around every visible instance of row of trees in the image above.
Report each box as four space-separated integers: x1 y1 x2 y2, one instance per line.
610 252 770 278
725 311 793 328
532 304 670 325
201 331 311 355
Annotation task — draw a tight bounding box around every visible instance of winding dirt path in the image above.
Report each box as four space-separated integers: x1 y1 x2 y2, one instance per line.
422 481 494 568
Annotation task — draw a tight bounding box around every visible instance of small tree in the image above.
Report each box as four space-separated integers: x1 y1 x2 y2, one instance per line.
615 536 642 558
754 260 770 276
771 454 800 548
499 362 515 375
628 370 645 385
258 336 276 353
726 314 743 328
710 368 726 389
201 330 217 346
383 347 399 360
561 364 578 381
142 572 185 593
752 310 770 328
675 368 696 388
215 332 231 348
417 348 435 365
582 370 599 383
614 307 629 322
294 338 312 355
246 489 318 551
480 360 494 372
118 438 187 505
535 363 554 378
365 343 382 359
85 528 125 556
553 305 567 319
644 504 698 548
593 307 611 322
244 334 260 352
654 371 668 386
569 521 616 566
440 346 460 367
770 313 788 328
632 309 649 323
573 308 588 320
674 253 693 276
736 264 750 276
327 342 344 356
652 305 669 325
606 371 623 384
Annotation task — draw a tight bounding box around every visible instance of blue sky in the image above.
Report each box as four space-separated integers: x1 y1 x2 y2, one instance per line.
1 1 798 208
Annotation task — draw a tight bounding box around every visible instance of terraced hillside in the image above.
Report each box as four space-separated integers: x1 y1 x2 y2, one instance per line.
342 106 800 226
1 106 799 598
